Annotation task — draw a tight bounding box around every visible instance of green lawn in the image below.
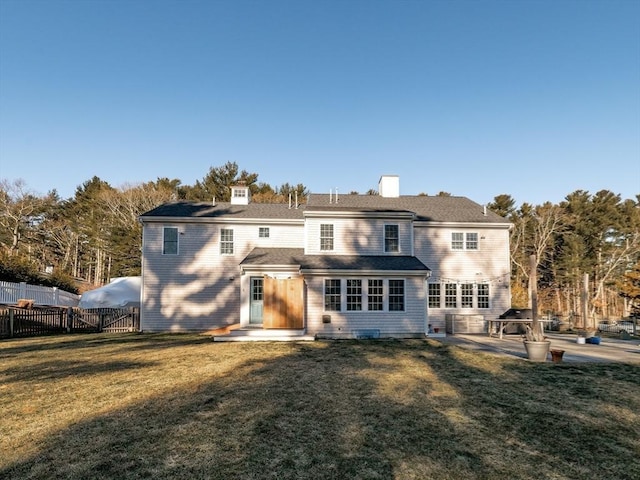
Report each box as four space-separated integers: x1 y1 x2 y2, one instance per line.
1 333 639 480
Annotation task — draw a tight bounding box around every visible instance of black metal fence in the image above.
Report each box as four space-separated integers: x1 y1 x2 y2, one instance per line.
0 306 140 339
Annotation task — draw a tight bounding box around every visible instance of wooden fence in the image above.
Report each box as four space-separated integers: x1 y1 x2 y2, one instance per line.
0 306 140 339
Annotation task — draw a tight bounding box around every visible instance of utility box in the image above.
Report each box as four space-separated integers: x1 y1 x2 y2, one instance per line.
446 314 486 334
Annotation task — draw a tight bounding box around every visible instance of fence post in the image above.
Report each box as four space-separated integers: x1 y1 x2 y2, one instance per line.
67 307 73 333
53 287 59 306
9 307 14 338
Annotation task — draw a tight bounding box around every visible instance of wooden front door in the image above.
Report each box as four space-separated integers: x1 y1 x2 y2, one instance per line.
263 276 304 329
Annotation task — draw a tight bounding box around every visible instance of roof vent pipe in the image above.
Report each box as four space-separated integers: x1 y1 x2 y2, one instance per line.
483 205 487 216
335 188 339 203
295 191 298 209
329 189 332 204
213 197 216 206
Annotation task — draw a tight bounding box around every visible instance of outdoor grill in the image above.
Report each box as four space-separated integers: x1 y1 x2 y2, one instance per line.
498 308 533 334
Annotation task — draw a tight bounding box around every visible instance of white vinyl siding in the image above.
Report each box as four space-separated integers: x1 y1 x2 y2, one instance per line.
305 276 426 337
141 222 304 332
305 217 412 255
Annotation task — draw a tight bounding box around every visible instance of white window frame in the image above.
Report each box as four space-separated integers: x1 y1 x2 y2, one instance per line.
428 283 441 309
220 228 234 255
384 224 399 253
388 279 405 312
163 227 179 255
451 232 479 251
259 227 270 238
320 224 334 251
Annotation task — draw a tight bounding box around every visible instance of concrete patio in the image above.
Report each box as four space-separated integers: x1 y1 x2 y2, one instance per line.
438 332 640 363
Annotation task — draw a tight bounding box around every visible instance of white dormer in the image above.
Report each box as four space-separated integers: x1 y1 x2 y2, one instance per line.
379 175 400 198
231 185 250 205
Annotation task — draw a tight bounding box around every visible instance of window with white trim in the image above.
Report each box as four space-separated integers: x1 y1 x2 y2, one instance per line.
259 227 270 238
324 279 341 311
388 279 405 311
452 232 479 250
163 227 178 255
445 283 457 308
368 279 384 311
346 279 362 311
461 283 473 308
320 224 334 251
428 283 441 308
220 228 234 255
478 284 489 308
384 224 399 252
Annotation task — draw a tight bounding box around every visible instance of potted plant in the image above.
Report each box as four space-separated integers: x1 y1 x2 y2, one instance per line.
523 323 551 362
523 254 551 362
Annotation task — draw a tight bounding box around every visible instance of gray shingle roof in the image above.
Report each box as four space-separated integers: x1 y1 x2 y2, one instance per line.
306 194 506 223
140 194 507 224
140 201 306 220
241 248 430 272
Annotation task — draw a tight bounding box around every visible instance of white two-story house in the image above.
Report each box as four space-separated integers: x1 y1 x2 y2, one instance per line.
139 175 511 338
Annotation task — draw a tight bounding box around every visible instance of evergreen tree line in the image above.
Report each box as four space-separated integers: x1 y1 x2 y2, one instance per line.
1 162 639 319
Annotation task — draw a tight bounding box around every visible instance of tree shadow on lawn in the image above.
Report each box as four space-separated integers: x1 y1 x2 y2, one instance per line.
0 332 213 357
2 339 639 480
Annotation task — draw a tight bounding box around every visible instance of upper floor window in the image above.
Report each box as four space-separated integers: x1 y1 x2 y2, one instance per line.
384 224 399 252
259 227 270 238
452 232 479 250
320 224 334 251
220 228 234 255
163 227 178 255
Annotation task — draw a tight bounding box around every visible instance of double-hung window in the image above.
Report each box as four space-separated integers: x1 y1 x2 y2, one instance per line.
320 224 334 251
452 232 479 250
461 283 474 308
324 279 341 311
368 279 384 311
478 284 490 308
445 283 457 308
220 228 234 255
384 224 399 252
388 280 405 311
428 283 441 308
163 227 178 255
346 279 362 311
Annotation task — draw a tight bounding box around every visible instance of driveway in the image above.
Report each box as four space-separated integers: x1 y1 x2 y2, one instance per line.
438 332 640 363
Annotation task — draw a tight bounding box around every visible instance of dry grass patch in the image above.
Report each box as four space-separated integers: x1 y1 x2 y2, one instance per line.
1 334 639 479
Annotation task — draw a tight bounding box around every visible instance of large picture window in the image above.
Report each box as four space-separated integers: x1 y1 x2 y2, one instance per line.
163 227 178 255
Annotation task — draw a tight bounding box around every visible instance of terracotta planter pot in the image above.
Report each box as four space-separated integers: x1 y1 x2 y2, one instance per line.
549 349 565 363
523 340 551 362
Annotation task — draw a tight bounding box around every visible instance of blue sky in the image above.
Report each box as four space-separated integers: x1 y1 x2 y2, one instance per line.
1 0 638 207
